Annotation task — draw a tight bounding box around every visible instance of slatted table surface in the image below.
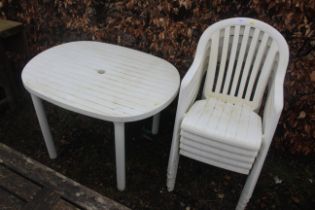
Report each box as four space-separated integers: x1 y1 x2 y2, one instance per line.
0 143 130 210
22 41 180 122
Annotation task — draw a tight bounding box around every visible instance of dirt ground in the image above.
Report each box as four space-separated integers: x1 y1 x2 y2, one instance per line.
0 91 314 210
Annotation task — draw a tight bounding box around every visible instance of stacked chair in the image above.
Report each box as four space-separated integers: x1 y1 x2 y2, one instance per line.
167 17 289 210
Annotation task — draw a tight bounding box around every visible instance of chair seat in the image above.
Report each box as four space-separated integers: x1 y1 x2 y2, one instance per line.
180 137 256 163
180 142 253 169
181 98 262 151
180 132 258 157
180 149 250 174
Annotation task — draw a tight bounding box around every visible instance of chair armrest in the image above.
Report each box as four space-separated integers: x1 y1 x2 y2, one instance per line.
262 39 289 146
170 55 207 141
177 58 206 115
170 24 215 143
262 72 284 146
176 37 211 119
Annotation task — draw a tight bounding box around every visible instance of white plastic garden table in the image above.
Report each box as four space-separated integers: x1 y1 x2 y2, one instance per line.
22 41 180 191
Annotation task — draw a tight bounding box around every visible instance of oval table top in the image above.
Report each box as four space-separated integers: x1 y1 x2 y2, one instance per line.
22 41 180 122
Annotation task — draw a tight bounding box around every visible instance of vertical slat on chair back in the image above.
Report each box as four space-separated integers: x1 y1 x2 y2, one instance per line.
203 20 281 110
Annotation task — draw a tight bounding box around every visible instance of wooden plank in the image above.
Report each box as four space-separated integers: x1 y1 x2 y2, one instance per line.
0 164 41 201
52 199 81 210
23 188 61 210
0 187 25 210
0 143 130 210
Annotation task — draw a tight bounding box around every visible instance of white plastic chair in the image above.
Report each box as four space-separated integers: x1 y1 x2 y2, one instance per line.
167 17 289 210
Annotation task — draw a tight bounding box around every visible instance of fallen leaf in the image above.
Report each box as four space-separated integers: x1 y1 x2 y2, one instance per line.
291 196 300 204
274 176 283 184
297 111 306 119
217 193 225 199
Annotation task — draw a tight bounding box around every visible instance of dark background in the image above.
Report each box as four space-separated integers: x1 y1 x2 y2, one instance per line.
0 1 314 209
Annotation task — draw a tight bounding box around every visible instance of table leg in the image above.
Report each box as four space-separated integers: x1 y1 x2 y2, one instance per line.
0 41 15 107
31 94 57 159
114 122 125 191
151 113 160 135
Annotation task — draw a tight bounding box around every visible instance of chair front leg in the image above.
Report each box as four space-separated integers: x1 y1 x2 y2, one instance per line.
166 121 181 191
167 150 180 192
236 143 269 210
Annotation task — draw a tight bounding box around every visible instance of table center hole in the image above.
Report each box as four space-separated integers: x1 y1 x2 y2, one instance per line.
97 69 106 74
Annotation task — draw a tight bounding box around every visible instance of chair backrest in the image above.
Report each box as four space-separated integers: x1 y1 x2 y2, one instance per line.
202 18 289 111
